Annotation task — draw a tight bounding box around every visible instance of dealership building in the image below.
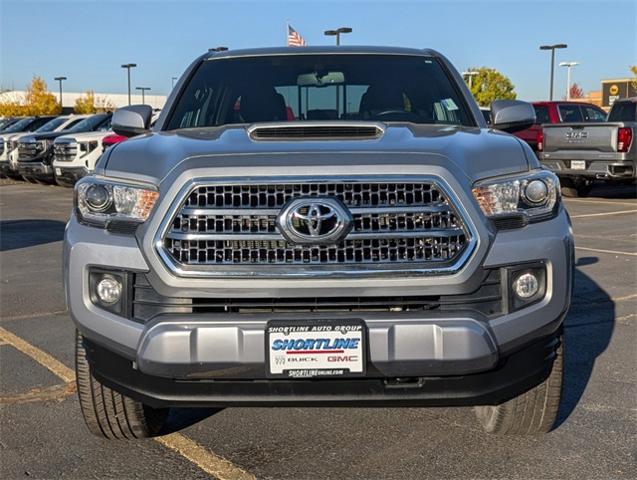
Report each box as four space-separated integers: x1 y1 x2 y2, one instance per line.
583 78 636 110
0 90 167 111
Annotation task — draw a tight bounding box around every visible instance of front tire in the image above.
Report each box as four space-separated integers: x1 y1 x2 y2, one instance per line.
474 335 563 435
75 330 169 439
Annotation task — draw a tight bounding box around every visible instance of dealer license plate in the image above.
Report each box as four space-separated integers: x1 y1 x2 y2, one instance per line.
266 320 366 378
571 160 586 170
55 168 62 176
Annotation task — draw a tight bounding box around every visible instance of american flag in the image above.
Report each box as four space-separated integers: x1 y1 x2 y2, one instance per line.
287 24 307 47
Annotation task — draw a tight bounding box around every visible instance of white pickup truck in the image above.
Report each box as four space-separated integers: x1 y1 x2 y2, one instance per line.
540 97 636 196
52 116 112 186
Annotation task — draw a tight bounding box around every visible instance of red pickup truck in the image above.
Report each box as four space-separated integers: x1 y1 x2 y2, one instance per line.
514 101 607 151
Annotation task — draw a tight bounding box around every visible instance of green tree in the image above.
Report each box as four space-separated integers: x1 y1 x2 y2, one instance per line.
465 67 517 107
631 66 637 89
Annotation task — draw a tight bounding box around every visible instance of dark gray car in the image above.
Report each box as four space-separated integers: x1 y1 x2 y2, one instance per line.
64 46 572 439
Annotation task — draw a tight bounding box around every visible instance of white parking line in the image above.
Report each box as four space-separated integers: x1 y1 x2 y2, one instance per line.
571 209 637 219
575 246 637 257
0 326 255 480
565 199 637 207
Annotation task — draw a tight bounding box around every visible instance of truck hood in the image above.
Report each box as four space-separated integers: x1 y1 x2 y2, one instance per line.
56 130 113 143
102 124 534 185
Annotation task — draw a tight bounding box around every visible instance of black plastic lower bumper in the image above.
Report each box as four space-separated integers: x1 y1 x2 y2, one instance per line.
85 333 561 409
18 162 54 181
55 167 87 186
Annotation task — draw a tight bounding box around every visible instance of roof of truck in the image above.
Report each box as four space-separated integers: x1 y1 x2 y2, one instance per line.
205 46 438 60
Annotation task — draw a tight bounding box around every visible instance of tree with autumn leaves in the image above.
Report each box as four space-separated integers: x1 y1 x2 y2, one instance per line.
0 76 61 116
74 90 114 114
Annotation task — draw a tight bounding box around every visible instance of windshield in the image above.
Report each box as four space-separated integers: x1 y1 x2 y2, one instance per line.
3 117 34 133
35 117 68 133
166 54 474 129
67 114 111 132
608 101 636 122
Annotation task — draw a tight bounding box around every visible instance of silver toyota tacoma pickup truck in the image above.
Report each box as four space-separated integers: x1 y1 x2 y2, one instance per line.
64 46 573 439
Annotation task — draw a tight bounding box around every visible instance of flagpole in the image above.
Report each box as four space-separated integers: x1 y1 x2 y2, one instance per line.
285 20 289 46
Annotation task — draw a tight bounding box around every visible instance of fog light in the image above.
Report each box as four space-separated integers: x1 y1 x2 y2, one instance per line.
96 276 122 304
513 272 539 299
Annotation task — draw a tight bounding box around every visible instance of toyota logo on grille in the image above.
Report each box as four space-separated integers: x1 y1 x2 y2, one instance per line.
277 198 352 244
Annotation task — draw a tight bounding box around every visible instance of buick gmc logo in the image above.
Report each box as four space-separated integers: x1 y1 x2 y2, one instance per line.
277 197 352 244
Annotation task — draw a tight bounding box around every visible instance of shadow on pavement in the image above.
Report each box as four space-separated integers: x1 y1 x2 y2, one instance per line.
161 408 224 435
555 263 615 428
0 219 67 252
588 182 636 199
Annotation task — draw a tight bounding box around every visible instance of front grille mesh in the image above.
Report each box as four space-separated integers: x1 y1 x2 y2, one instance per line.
53 143 77 162
17 143 38 161
184 183 444 209
161 180 472 273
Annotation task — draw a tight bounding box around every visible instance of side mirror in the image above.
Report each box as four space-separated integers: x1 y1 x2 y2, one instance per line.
112 105 153 137
491 100 536 133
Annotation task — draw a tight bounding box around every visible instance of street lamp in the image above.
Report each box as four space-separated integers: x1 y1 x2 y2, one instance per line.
121 63 137 105
136 86 151 104
559 61 579 100
324 27 352 46
539 44 567 101
171 76 178 89
462 71 479 89
54 76 67 108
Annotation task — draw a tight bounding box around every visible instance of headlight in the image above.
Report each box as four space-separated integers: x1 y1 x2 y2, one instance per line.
75 177 159 229
35 139 52 152
472 170 560 223
79 141 99 156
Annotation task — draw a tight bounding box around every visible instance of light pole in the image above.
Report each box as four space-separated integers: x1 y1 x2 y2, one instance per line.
54 76 67 108
324 28 352 114
559 61 579 100
121 63 137 105
539 44 567 101
171 76 178 89
324 27 352 46
136 86 151 104
462 71 478 90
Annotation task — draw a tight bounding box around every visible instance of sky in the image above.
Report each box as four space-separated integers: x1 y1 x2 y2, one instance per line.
1 0 635 101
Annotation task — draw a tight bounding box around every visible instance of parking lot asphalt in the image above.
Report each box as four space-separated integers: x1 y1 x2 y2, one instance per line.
0 180 635 480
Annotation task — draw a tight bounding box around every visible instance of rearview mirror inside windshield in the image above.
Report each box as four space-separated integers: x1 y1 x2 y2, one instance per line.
297 71 345 87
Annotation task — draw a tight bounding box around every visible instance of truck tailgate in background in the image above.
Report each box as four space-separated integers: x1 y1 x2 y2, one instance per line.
542 123 620 153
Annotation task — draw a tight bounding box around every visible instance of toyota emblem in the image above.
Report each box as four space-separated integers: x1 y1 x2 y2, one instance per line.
277 198 352 244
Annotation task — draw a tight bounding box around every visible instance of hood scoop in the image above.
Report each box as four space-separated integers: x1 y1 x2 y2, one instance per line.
248 122 384 141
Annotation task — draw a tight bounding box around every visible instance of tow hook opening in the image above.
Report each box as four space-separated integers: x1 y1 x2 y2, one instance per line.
384 377 426 389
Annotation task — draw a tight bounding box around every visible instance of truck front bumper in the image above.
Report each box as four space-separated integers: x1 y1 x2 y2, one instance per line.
84 331 562 408
54 165 88 186
17 161 54 181
65 205 573 406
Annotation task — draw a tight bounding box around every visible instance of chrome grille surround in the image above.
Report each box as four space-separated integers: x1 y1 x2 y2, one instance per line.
53 141 78 162
155 177 478 278
17 140 39 161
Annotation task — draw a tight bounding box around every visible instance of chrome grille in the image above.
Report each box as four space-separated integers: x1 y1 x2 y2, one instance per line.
53 142 77 162
159 179 474 276
18 142 38 161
